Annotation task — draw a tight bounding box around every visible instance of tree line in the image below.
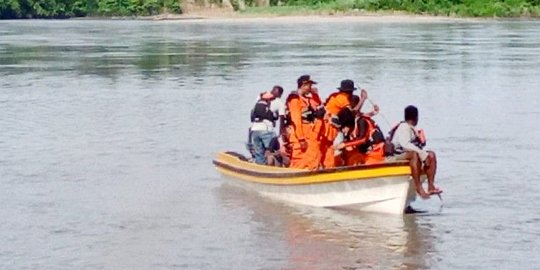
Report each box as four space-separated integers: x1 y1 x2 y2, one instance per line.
1 0 540 18
284 0 540 17
0 0 182 19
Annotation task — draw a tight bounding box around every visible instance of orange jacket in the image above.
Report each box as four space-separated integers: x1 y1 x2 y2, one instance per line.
325 92 352 116
286 91 322 141
323 92 352 142
286 91 323 170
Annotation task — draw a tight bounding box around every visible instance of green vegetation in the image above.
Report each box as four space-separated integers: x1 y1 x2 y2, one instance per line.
243 0 540 17
0 0 182 19
1 0 540 18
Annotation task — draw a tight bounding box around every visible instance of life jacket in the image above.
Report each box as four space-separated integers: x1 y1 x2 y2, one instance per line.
325 92 351 107
285 91 321 125
250 98 275 124
324 92 342 106
353 116 386 154
388 121 427 151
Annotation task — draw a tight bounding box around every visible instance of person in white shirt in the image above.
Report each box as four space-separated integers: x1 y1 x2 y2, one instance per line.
390 105 441 199
250 86 286 165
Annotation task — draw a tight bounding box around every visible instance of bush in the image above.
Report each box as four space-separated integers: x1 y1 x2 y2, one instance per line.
0 0 182 18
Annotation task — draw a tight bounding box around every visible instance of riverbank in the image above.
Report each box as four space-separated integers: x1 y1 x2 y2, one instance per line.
239 5 540 18
141 9 539 23
145 12 474 23
128 4 540 21
2 0 540 19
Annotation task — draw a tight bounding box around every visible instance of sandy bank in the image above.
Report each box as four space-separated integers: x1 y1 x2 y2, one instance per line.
148 11 483 23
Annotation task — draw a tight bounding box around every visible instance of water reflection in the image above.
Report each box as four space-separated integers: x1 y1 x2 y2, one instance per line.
2 20 540 269
0 40 251 80
217 184 437 269
136 41 250 79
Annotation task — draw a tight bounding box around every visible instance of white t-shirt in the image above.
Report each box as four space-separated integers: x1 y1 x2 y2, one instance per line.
391 122 428 161
333 132 345 156
251 97 286 132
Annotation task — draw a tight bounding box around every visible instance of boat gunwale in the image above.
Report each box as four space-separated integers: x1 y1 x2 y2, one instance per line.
213 152 410 179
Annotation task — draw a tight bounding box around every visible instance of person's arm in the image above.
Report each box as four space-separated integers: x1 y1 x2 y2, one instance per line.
277 100 286 137
278 116 286 136
340 119 368 148
342 137 368 148
362 104 379 118
353 89 368 112
333 132 345 152
396 125 428 161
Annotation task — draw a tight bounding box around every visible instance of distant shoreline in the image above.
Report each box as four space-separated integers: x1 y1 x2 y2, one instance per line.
151 14 472 23
7 9 540 22
70 11 539 23
3 0 540 20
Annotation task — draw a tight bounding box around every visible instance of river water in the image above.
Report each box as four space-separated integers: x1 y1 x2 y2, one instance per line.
1 19 539 269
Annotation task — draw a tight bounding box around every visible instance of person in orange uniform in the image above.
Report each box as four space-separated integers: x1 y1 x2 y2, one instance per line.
335 106 385 166
320 79 367 168
286 75 325 170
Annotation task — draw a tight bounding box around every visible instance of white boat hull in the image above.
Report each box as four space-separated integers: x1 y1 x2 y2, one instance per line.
224 175 413 215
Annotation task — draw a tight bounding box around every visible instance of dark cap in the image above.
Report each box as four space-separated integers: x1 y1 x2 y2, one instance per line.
336 107 355 129
271 85 284 97
297 75 318 88
338 79 357 92
404 105 418 121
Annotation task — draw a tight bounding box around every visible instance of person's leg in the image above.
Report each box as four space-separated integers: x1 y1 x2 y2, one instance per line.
266 151 276 166
397 152 429 199
289 140 308 169
344 150 364 166
281 154 290 167
321 125 338 168
246 128 256 159
260 131 276 150
306 132 323 170
287 128 308 169
425 151 441 193
252 131 266 165
321 139 336 169
411 152 430 199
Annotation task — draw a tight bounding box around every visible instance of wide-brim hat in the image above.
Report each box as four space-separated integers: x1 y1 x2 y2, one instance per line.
337 79 357 92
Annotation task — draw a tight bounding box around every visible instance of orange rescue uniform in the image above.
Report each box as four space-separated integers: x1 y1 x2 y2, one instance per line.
320 92 352 168
286 92 324 170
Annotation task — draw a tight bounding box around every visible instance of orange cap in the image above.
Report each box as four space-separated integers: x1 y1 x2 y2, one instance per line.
261 91 274 100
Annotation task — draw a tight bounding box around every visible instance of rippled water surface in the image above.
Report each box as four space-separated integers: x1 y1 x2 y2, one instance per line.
1 19 540 269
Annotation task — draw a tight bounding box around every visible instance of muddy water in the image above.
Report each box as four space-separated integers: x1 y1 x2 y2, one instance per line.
1 19 539 269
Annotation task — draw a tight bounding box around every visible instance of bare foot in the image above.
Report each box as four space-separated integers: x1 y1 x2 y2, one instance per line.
417 189 431 199
428 187 443 195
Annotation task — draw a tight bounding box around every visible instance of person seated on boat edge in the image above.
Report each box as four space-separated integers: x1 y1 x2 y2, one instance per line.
320 80 368 169
388 105 442 199
249 86 286 165
265 136 291 167
285 75 325 170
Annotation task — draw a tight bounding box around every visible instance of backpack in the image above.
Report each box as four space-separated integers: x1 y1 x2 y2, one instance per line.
250 99 275 123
